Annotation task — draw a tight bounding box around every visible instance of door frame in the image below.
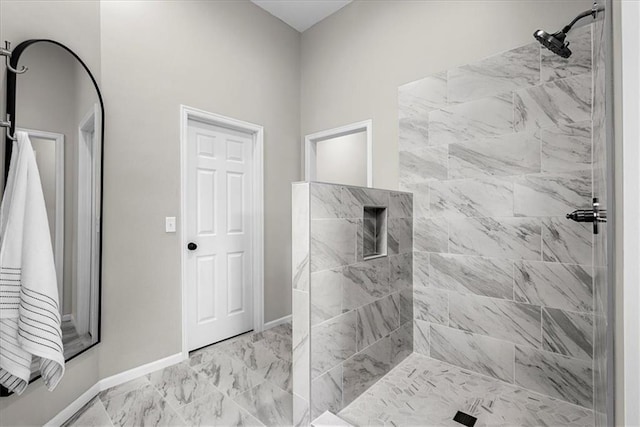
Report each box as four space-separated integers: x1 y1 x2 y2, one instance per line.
179 105 264 357
304 119 373 187
18 128 64 312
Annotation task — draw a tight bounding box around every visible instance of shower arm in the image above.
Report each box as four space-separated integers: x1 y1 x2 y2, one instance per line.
561 3 605 34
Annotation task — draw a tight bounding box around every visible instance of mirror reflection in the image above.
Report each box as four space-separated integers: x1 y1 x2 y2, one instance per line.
15 42 102 376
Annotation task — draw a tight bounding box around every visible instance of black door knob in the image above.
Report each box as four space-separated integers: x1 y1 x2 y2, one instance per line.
187 242 198 251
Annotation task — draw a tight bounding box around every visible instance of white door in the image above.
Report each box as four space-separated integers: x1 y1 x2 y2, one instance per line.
186 119 254 351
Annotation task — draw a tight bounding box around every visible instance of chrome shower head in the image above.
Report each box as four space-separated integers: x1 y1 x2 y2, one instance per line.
533 29 572 58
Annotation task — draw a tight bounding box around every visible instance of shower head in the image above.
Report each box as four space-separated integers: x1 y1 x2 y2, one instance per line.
533 3 603 58
533 29 572 58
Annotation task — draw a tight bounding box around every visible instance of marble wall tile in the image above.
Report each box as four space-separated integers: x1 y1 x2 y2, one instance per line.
429 94 513 145
390 322 413 367
342 187 389 219
399 288 413 325
543 307 593 361
430 177 514 218
389 253 412 292
448 43 540 103
514 346 593 408
414 319 430 355
398 73 447 151
311 269 343 326
449 131 541 179
430 254 513 299
413 251 430 287
387 217 413 255
430 324 514 382
514 74 592 132
400 182 429 217
357 293 400 350
449 295 542 347
311 311 357 379
311 183 345 219
311 219 357 272
311 365 343 420
389 192 413 219
542 217 592 265
399 146 448 186
540 121 592 173
414 217 448 253
514 261 593 313
413 286 448 325
541 26 592 82
343 258 390 311
449 217 541 260
343 336 392 406
293 183 310 291
514 170 592 217
293 290 310 401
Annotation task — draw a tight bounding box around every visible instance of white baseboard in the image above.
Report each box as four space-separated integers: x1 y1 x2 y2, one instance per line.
263 314 291 330
45 352 186 426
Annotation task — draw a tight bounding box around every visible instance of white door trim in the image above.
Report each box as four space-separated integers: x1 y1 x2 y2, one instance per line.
180 105 264 358
18 128 64 312
304 119 373 187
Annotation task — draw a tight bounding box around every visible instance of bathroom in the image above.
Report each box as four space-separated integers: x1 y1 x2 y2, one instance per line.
0 0 638 426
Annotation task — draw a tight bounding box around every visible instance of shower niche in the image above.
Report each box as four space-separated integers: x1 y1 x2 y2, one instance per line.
363 206 387 259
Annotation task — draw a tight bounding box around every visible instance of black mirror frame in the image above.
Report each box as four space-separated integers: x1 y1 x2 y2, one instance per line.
1 39 104 396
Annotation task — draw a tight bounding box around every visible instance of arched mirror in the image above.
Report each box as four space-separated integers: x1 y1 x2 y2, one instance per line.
3 40 104 387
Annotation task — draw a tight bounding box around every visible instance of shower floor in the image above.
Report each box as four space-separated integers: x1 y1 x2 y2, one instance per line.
338 353 595 427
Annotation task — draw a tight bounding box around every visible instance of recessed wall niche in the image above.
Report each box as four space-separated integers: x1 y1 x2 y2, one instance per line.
363 206 387 259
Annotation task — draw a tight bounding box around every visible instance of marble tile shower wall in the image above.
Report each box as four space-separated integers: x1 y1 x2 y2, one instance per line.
398 25 599 410
292 182 414 422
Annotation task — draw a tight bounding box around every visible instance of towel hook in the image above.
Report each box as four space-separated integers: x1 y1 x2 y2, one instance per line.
0 114 17 141
0 41 28 74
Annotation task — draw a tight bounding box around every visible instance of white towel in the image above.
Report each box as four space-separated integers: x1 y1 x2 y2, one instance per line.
0 131 65 394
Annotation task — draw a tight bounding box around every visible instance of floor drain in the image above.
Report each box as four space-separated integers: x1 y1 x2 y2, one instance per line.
453 411 477 427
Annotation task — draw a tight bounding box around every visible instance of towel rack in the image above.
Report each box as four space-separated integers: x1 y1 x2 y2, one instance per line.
0 114 17 142
0 41 28 74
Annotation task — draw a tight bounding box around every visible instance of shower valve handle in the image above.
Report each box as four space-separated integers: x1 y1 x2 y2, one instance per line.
566 198 606 234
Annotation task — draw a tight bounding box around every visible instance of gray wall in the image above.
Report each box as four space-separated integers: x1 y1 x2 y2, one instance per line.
0 1 301 425
292 182 413 422
300 0 594 190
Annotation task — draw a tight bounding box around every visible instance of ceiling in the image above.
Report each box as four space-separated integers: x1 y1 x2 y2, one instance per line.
251 0 352 33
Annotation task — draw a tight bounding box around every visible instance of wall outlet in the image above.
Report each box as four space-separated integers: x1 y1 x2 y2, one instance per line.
165 217 176 233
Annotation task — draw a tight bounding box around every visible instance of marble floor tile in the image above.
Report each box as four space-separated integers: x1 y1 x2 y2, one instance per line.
312 410 353 427
515 346 593 408
448 294 542 347
448 43 540 103
177 388 264 426
147 361 219 408
542 307 593 361
514 74 592 132
514 260 594 313
429 94 513 145
221 338 282 372
258 358 293 393
234 382 294 426
448 131 541 179
98 377 151 403
430 253 513 300
191 349 264 398
63 396 113 427
102 385 184 427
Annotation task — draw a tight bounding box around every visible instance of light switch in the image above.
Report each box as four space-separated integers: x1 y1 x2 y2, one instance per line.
165 217 176 233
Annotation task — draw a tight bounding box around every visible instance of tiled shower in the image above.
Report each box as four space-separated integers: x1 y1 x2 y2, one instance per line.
293 20 609 427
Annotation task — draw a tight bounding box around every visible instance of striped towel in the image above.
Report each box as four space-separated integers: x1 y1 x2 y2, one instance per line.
0 132 65 394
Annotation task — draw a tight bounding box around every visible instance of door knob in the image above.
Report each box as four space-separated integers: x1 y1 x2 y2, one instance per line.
187 242 198 251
